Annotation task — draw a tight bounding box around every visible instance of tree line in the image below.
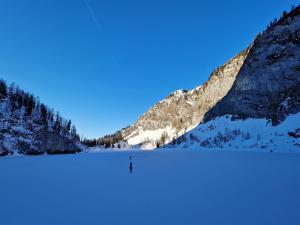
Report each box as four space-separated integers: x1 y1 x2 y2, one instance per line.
82 131 123 148
0 79 79 140
266 4 299 30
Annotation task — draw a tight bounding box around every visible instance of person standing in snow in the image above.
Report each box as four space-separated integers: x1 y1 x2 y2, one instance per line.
129 156 133 173
129 161 133 173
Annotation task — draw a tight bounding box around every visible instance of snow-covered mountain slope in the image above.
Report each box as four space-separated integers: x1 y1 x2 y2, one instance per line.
123 50 249 149
0 80 82 156
166 112 300 153
121 5 300 150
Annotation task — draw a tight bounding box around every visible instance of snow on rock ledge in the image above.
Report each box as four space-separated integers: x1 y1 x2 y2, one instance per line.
167 113 300 153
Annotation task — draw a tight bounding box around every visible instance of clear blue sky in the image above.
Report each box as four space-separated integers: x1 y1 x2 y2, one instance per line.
0 0 298 138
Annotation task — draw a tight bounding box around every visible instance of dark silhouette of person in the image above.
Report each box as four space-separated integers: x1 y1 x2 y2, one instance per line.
129 162 133 173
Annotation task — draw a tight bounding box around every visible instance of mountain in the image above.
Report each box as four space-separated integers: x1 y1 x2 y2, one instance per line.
121 4 300 151
0 80 82 156
122 50 249 149
205 8 300 124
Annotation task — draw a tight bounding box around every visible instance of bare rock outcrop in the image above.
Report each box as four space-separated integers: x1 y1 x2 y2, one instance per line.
123 50 249 149
205 6 300 125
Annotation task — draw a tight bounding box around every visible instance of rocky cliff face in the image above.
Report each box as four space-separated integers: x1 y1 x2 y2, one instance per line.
205 6 300 125
123 5 300 150
0 81 82 156
123 50 249 149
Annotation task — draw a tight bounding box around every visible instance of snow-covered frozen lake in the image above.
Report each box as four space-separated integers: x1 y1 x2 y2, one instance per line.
0 151 300 225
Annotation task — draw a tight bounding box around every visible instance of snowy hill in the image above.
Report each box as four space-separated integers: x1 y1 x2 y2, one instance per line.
166 113 300 153
119 5 300 151
0 80 82 156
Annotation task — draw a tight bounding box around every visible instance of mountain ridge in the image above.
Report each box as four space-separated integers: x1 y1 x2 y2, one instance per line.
116 4 300 150
119 48 250 149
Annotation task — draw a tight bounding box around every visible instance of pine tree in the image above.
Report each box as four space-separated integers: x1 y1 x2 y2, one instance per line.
8 82 15 97
292 5 295 11
9 83 17 111
54 113 62 132
160 132 169 145
156 141 160 148
67 120 72 132
40 104 47 121
0 79 7 100
282 10 288 18
26 95 35 115
17 93 23 108
71 125 77 138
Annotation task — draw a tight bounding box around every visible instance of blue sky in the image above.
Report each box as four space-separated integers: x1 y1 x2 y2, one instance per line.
0 0 299 138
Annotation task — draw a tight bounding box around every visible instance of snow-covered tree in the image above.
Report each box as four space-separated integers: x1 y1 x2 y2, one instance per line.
0 79 7 100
